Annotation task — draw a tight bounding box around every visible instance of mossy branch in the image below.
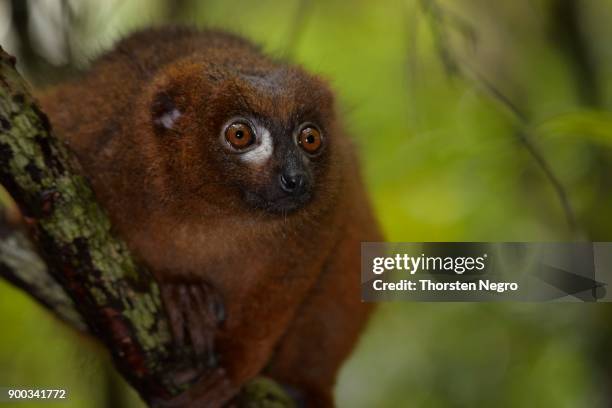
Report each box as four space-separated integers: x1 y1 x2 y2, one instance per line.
0 44 184 401
0 209 86 330
0 47 292 408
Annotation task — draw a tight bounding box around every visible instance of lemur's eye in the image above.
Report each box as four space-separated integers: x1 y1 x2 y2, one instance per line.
225 122 255 149
298 126 323 154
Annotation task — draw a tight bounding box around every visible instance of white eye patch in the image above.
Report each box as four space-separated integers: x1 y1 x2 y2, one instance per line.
240 126 273 166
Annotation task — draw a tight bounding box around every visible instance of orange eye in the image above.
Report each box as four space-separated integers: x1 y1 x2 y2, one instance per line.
225 122 255 149
298 126 323 154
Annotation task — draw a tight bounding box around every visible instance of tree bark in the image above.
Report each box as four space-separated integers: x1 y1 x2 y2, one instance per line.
0 47 292 408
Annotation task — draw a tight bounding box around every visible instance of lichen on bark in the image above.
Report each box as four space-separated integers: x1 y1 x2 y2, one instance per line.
0 46 184 399
0 209 85 330
0 46 292 408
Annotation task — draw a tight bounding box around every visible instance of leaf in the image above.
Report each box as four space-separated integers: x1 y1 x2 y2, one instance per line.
533 111 612 147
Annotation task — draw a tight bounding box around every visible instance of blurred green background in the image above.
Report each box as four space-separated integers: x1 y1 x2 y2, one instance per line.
2 0 612 406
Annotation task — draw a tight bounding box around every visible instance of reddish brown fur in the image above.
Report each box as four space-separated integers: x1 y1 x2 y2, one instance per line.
38 27 382 407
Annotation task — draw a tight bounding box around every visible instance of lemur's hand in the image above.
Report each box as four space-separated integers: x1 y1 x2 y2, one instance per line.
160 281 225 365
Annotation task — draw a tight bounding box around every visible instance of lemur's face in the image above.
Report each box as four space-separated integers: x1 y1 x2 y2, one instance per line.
148 62 337 214
219 114 325 213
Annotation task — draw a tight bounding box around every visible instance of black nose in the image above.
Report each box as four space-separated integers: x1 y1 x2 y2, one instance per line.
279 172 307 195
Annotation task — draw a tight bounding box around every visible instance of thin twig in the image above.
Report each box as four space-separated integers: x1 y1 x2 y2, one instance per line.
458 57 579 236
418 0 580 236
284 0 313 58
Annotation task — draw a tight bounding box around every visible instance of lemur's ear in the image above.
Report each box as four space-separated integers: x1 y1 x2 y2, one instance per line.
151 92 182 132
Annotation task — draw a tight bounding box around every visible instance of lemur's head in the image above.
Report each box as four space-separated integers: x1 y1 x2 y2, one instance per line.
140 55 340 216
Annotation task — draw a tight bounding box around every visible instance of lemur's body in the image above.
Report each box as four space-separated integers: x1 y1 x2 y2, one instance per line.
38 27 381 407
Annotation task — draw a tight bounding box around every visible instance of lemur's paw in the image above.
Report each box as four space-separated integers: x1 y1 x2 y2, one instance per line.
161 281 225 364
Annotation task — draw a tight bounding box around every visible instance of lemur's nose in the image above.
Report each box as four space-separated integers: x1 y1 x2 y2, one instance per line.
279 171 307 195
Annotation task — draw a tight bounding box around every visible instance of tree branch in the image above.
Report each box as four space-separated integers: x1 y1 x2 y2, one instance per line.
0 44 187 400
0 209 86 330
0 47 292 407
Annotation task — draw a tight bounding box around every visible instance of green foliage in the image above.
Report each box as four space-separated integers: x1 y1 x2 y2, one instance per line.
536 111 612 146
1 0 612 407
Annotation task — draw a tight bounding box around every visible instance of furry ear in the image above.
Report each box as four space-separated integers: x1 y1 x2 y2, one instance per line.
151 92 182 132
